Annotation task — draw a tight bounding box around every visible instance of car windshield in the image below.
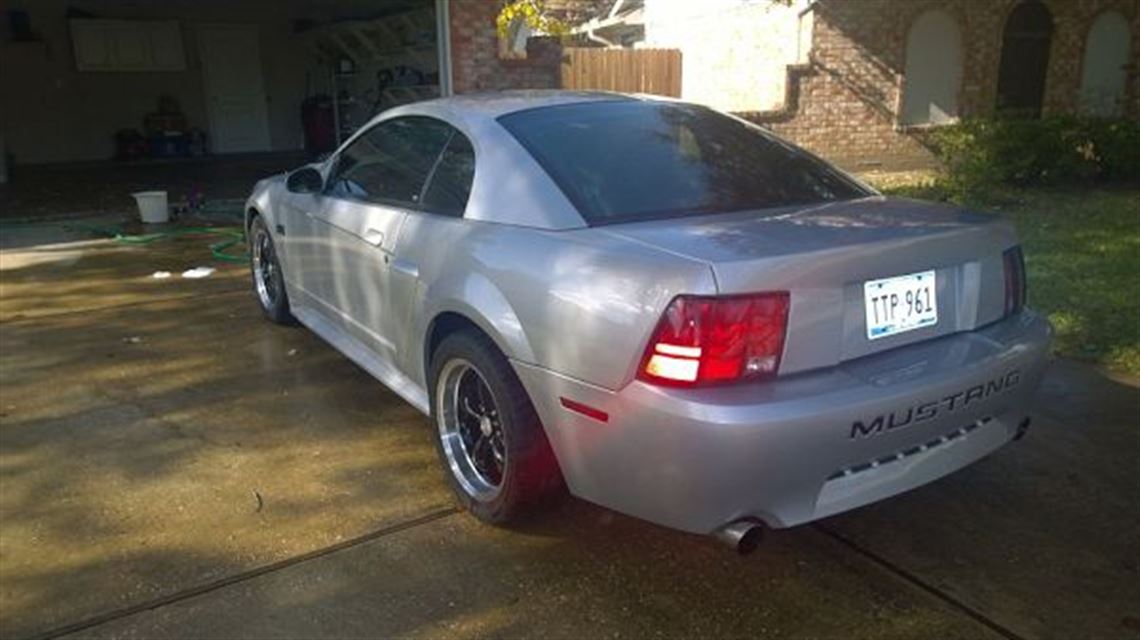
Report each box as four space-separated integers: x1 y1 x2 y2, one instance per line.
498 101 871 225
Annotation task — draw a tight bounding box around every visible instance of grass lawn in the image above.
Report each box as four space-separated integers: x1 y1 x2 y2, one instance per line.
874 179 1140 376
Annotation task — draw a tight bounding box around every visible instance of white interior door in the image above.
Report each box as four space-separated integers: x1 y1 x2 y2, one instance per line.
199 25 271 153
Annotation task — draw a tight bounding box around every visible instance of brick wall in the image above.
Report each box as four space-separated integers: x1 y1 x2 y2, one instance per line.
742 0 1139 170
448 0 561 93
446 0 1137 170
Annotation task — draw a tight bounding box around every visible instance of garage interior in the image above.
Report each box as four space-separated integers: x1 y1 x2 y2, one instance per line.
0 0 444 218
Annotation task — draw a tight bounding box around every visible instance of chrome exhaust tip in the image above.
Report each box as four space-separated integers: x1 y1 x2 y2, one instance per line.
714 519 765 555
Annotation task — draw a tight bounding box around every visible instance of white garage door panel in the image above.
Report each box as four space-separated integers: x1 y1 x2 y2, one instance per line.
150 22 187 70
71 19 186 72
199 25 272 154
111 22 148 70
71 21 114 69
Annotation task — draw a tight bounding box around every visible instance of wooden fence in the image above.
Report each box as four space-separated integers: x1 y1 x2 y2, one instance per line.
560 48 682 97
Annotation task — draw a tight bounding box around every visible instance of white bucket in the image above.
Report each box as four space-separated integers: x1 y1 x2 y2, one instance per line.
132 191 169 224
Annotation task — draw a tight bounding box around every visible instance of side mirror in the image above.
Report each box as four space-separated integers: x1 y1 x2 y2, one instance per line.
286 167 324 194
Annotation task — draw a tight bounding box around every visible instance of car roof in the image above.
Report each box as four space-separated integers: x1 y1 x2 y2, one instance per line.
345 91 682 231
414 90 638 119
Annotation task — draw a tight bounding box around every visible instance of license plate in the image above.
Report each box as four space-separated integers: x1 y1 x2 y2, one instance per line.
864 270 938 340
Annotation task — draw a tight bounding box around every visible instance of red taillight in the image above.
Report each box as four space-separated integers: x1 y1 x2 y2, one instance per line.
1003 246 1026 316
639 292 790 387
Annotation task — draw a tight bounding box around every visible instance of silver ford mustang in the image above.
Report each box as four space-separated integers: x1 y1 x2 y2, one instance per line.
245 91 1052 552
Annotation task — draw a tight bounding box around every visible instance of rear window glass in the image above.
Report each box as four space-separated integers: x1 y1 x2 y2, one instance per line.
498 101 870 225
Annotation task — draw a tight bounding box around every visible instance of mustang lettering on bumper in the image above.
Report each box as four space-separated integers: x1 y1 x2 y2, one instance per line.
850 369 1022 439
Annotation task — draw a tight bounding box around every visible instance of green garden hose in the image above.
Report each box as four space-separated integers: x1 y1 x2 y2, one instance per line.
67 223 248 263
0 200 248 264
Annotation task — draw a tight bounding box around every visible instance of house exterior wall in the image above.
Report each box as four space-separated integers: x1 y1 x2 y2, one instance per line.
746 0 1140 170
0 0 319 165
642 0 810 112
448 0 561 94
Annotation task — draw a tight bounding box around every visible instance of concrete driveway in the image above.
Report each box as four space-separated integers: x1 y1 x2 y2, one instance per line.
1 225 1137 640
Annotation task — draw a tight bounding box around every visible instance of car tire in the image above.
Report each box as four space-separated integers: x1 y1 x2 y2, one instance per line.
249 216 294 325
429 330 564 524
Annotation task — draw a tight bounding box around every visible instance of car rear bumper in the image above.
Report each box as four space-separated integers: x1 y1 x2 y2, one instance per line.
512 310 1052 534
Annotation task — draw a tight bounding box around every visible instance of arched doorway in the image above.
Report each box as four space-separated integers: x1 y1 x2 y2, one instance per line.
1079 11 1132 116
901 10 963 125
995 0 1054 117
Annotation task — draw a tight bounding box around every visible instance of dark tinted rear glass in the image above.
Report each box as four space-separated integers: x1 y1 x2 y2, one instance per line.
498 101 870 224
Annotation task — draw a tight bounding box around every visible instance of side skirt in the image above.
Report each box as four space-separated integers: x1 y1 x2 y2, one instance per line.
291 302 430 416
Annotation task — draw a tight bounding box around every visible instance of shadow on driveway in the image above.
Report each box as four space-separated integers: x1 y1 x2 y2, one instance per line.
0 230 1136 639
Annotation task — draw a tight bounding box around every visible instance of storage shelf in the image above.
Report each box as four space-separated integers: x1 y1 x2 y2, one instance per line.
303 7 436 64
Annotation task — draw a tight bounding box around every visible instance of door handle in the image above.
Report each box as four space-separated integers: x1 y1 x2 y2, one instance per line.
363 228 384 247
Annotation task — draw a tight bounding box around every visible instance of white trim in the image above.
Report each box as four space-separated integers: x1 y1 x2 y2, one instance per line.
608 0 627 20
435 0 453 96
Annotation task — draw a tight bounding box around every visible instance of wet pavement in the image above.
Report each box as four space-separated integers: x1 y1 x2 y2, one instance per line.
1 226 1137 639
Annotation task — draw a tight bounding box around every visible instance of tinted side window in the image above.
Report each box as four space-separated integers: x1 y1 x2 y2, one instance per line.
328 117 451 206
422 133 475 217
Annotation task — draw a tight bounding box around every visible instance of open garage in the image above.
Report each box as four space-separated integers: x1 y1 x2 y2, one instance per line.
1 0 448 216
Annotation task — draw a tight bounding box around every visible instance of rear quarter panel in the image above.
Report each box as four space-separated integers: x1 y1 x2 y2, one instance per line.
394 214 717 390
